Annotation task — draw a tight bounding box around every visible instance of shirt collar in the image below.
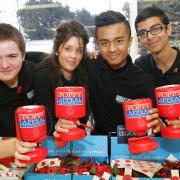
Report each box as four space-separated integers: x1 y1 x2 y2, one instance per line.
100 55 136 79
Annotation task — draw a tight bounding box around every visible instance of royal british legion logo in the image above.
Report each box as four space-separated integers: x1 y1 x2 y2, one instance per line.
57 91 83 106
126 103 151 118
157 90 180 105
19 111 45 128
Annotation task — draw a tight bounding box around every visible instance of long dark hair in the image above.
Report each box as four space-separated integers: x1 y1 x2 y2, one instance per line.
38 20 89 89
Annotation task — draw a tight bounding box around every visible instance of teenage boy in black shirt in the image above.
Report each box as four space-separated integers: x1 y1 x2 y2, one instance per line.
0 23 35 159
56 10 161 135
135 7 180 128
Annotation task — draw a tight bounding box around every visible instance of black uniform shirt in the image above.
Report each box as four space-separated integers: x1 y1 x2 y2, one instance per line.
135 47 180 87
33 65 88 135
86 55 155 135
0 61 35 137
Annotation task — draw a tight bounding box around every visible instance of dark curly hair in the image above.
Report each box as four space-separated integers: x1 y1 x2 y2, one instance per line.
38 20 89 89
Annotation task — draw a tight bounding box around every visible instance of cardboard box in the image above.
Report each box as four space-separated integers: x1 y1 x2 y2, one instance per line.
42 135 108 162
24 135 108 180
111 137 180 179
24 164 71 180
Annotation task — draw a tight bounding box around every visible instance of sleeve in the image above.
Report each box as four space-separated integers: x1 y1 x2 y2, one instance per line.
33 69 57 135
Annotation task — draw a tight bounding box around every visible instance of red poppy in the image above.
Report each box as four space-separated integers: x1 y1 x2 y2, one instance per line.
16 85 23 94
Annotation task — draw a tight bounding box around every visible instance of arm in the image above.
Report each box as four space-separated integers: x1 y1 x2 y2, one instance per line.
0 138 17 158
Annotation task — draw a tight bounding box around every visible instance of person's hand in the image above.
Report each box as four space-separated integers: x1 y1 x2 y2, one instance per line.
53 118 78 138
14 140 37 167
166 118 180 128
146 108 162 134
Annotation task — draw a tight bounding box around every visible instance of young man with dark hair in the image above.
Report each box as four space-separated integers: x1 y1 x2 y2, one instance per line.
135 7 180 128
0 23 36 159
57 10 161 135
87 10 161 135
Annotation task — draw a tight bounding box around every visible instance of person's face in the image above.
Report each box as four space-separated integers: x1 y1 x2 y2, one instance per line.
0 40 24 87
96 23 132 69
137 16 172 54
58 36 84 80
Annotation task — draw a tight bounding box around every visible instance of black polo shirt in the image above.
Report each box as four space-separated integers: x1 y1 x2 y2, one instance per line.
135 47 180 87
33 64 88 135
86 55 155 135
0 61 35 137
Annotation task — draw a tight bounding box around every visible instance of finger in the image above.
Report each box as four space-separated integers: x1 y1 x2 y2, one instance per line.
55 120 76 132
76 120 81 125
16 142 36 154
14 151 31 162
168 120 180 128
147 118 160 128
149 108 158 114
146 113 159 121
15 159 28 168
16 145 36 154
153 124 161 133
57 119 76 127
53 131 63 138
18 141 37 148
55 124 69 133
60 119 75 124
174 124 180 128
17 145 36 154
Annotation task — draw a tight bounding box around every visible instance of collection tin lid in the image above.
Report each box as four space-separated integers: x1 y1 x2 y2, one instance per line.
128 137 158 154
155 84 180 91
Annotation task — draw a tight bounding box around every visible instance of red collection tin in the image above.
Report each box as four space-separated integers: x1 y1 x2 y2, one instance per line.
155 84 180 138
55 87 86 144
55 86 86 120
15 105 48 163
123 98 158 154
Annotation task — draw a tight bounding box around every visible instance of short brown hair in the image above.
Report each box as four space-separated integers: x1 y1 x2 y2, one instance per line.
0 23 26 54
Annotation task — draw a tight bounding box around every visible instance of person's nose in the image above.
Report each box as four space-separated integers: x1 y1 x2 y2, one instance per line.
70 49 78 59
1 58 9 68
108 42 117 52
147 31 155 39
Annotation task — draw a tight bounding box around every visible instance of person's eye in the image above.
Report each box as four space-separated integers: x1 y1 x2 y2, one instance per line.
8 54 18 58
100 41 109 46
138 30 147 37
64 47 71 52
76 49 83 55
116 39 123 45
151 26 161 33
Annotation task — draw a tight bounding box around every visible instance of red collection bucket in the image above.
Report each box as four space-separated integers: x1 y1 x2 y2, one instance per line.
55 86 86 120
54 86 86 144
15 105 48 163
155 84 180 138
123 98 158 154
16 105 47 142
123 98 152 136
